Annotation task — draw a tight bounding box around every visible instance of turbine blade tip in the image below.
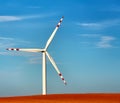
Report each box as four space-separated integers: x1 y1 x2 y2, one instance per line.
64 82 67 85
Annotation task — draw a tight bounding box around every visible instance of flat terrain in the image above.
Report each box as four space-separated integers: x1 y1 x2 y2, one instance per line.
0 94 120 103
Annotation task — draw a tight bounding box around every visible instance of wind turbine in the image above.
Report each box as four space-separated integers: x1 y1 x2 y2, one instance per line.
6 16 67 95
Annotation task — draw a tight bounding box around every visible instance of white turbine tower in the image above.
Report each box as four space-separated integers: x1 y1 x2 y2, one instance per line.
6 16 67 95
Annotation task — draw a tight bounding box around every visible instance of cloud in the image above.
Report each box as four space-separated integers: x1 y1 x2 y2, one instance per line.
76 19 120 29
0 13 56 22
0 37 14 40
0 36 32 54
0 51 40 58
0 15 42 22
0 16 21 22
0 36 42 64
0 51 42 65
0 36 31 49
78 34 116 48
97 36 115 48
79 34 100 38
0 37 15 49
77 23 101 28
29 57 42 64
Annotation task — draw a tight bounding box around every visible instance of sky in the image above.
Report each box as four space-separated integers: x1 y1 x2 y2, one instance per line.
0 0 120 97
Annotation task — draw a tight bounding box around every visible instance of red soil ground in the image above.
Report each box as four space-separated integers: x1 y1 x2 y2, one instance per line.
0 94 120 103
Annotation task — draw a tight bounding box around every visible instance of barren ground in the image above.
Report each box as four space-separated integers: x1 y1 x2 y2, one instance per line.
0 94 120 103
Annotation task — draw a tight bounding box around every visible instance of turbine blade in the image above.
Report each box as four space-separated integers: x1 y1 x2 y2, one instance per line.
46 51 67 85
6 48 44 52
45 16 64 50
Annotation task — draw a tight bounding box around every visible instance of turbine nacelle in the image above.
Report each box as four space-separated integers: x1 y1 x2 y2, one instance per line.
41 49 46 53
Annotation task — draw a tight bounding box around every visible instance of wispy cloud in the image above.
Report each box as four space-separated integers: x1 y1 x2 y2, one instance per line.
0 36 41 64
76 19 120 29
0 16 21 22
79 34 100 38
77 23 101 28
0 37 15 49
0 51 40 58
0 37 14 40
78 34 116 48
0 15 42 22
0 36 31 49
0 13 56 22
29 57 42 64
97 36 115 48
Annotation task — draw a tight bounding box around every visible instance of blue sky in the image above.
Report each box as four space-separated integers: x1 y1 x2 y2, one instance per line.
0 0 120 96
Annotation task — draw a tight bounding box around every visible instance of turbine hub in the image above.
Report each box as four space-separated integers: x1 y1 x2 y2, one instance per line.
41 49 46 53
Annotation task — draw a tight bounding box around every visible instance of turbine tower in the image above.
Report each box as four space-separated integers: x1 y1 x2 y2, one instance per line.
6 16 67 95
